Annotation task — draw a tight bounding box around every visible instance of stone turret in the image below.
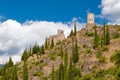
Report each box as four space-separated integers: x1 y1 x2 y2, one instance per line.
86 13 96 29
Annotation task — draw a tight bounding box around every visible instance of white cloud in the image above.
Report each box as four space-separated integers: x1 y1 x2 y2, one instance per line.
100 0 120 24
0 19 85 64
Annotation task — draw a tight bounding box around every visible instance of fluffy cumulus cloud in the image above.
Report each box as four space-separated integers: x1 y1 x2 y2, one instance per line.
0 19 85 64
101 0 120 24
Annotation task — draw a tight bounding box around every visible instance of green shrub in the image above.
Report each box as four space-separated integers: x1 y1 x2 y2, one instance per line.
33 71 43 77
113 33 120 38
85 48 91 54
96 50 103 58
85 32 94 37
102 46 108 51
99 56 106 63
83 44 88 48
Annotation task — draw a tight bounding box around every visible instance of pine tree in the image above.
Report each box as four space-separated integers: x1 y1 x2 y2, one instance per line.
74 21 77 36
106 25 110 45
51 65 54 80
51 38 54 48
23 62 28 80
94 26 99 48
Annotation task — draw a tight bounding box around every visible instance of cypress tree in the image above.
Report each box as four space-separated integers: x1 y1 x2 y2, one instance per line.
72 40 79 63
21 49 28 62
59 63 64 80
68 57 74 80
23 62 28 80
41 45 45 54
106 25 110 45
64 50 68 80
72 41 75 63
60 45 64 57
103 22 106 45
8 57 13 67
51 65 54 80
74 21 77 36
51 38 54 48
94 26 99 48
45 38 48 49
69 30 74 37
12 65 18 80
100 36 103 47
75 39 79 63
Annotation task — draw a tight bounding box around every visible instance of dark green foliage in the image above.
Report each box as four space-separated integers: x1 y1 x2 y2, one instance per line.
21 49 29 61
74 21 77 36
64 50 68 68
11 65 18 80
68 30 74 37
110 50 120 66
72 40 79 63
23 62 28 80
0 58 18 80
45 38 48 49
51 38 54 49
103 22 106 45
58 63 64 80
32 43 40 54
85 32 94 37
100 36 103 47
8 57 13 67
59 45 64 57
64 50 68 80
113 32 120 38
94 26 99 48
106 25 110 45
51 65 54 80
40 45 45 54
68 57 74 80
115 66 120 80
102 22 110 46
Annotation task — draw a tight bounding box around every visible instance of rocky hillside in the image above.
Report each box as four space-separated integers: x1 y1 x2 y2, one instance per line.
1 24 120 80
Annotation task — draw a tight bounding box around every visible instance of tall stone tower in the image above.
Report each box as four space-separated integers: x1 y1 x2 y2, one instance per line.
86 13 96 29
87 13 94 24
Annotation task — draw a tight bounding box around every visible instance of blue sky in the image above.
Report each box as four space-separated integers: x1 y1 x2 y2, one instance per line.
0 0 120 64
0 0 101 23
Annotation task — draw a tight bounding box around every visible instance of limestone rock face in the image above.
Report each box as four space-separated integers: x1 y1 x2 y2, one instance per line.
47 29 65 45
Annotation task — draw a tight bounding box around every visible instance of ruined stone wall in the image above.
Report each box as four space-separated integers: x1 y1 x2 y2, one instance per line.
47 29 65 45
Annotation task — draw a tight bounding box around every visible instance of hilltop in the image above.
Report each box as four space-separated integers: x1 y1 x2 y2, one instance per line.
1 24 119 80
1 13 120 80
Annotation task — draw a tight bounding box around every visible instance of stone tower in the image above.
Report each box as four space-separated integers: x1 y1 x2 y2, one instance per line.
86 13 96 29
87 13 94 24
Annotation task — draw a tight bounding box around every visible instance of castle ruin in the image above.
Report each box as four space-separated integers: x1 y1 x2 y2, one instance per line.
47 29 65 45
86 13 96 29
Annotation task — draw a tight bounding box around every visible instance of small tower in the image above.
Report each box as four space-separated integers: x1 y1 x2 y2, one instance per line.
86 13 96 29
87 13 94 24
